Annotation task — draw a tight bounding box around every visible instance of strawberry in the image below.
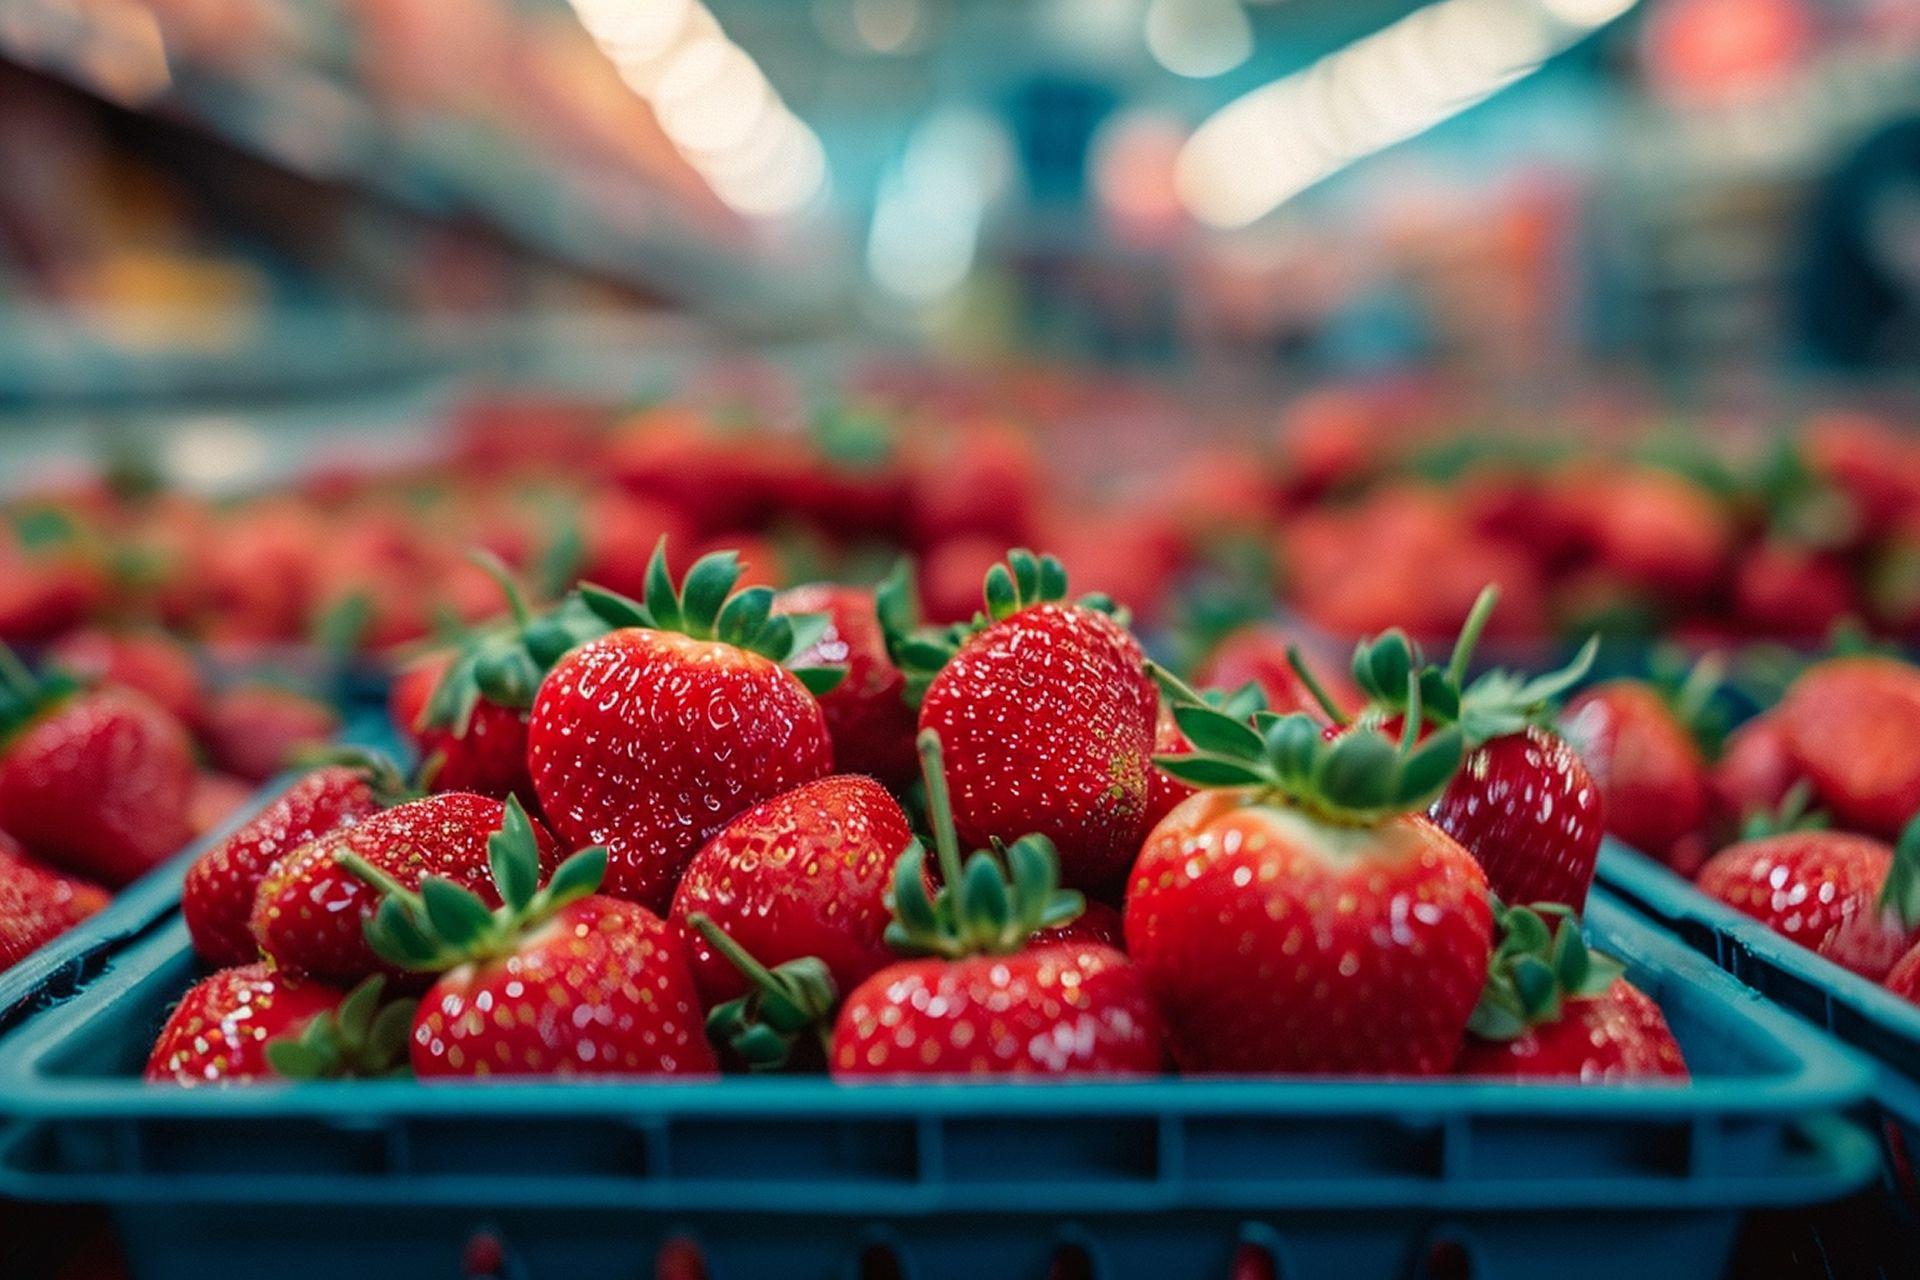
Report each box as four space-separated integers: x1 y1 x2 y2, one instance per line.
182 758 400 967
1350 588 1603 910
1142 681 1269 834
1561 671 1715 872
198 683 341 783
389 560 605 804
1733 542 1855 641
1127 677 1490 1074
773 584 917 788
1775 655 1920 840
526 543 839 910
669 774 913 1009
1695 819 1920 980
145 969 412 1087
1457 901 1686 1082
884 550 1158 891
1885 939 1920 1005
347 802 716 1078
0 832 108 973
1031 898 1125 950
1193 625 1361 722
187 772 256 837
1709 712 1804 835
46 628 204 727
251 790 559 982
829 732 1162 1078
0 649 194 887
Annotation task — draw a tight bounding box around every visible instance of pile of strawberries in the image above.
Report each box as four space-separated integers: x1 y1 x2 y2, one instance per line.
1568 645 1920 1006
0 634 339 975
147 543 1688 1086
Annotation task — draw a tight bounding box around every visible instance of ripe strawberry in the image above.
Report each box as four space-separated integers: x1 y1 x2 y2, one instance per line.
188 771 255 836
670 774 913 1009
527 543 839 910
145 969 412 1087
251 790 559 982
1775 656 1920 840
774 583 917 788
1561 674 1714 872
0 832 108 973
1696 820 1920 980
47 628 204 726
1733 542 1855 640
1709 712 1804 834
1126 682 1490 1074
1351 588 1604 910
830 733 1162 1078
0 649 194 887
198 682 341 783
1194 624 1361 722
182 758 400 967
1457 901 1687 1082
1031 898 1125 950
885 550 1158 891
348 803 716 1078
389 562 605 804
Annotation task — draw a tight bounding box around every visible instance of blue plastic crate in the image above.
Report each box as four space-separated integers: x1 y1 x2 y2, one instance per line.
1599 842 1920 1199
0 889 1877 1280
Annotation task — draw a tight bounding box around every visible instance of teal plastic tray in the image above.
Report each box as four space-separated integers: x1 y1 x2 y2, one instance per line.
0 889 1877 1280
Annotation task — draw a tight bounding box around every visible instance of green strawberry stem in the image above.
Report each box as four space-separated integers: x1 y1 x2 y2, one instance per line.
685 912 837 1072
575 538 844 696
339 796 608 974
1468 898 1624 1041
286 745 418 807
263 975 418 1081
469 549 535 631
1446 585 1500 690
884 730 1084 960
1738 778 1827 841
1877 813 1920 929
1283 646 1351 727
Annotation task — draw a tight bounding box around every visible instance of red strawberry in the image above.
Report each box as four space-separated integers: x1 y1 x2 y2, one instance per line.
527 544 837 911
1696 820 1920 980
1357 589 1604 910
251 790 559 982
670 774 912 1009
1775 656 1920 840
47 629 204 726
199 683 341 783
773 584 917 788
0 651 194 887
0 832 108 973
1709 712 1803 834
888 550 1158 891
390 651 534 801
1561 677 1712 871
182 760 398 967
830 734 1162 1078
1195 624 1362 721
1457 902 1686 1082
1126 689 1490 1074
1886 939 1920 1005
145 968 411 1086
348 807 716 1078
188 772 256 837
1733 542 1854 640
1031 898 1125 950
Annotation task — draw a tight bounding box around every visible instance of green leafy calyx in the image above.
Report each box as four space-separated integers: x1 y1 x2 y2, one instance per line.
264 975 418 1080
687 913 838 1072
885 729 1083 959
1877 813 1920 930
0 644 79 744
577 539 843 696
1150 661 1463 826
1468 899 1624 1041
341 796 608 973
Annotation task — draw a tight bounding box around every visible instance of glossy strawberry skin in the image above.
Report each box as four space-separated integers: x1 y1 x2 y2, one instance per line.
251 792 559 982
1561 682 1709 870
47 629 204 726
527 628 833 912
0 687 195 887
388 652 534 802
830 943 1164 1078
1455 980 1688 1082
1430 725 1603 911
1031 899 1125 950
182 767 380 968
919 604 1157 891
670 775 912 1007
773 584 918 789
1125 792 1492 1075
1695 831 1901 970
0 833 108 973
410 896 716 1079
145 963 344 1086
1777 657 1920 840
